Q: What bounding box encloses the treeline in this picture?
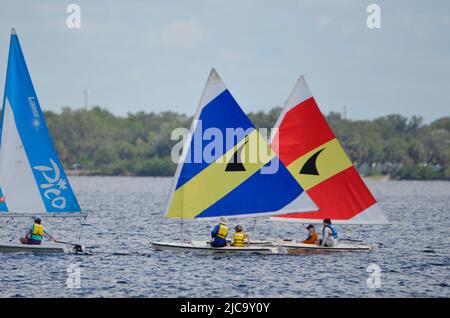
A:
[326,112,450,180]
[7,106,450,180]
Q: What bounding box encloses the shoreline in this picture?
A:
[66,170,450,181]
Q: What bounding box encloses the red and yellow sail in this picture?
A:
[271,76,389,224]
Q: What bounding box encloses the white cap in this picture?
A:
[219,217,229,224]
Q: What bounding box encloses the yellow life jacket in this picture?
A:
[232,232,245,247]
[216,224,228,239]
[31,223,44,240]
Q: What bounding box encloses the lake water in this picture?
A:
[0,177,449,298]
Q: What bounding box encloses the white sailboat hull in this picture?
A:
[268,240,372,253]
[0,242,80,254]
[151,240,283,255]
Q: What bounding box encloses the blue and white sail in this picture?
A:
[0,28,81,216]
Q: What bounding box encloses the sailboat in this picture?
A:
[151,69,318,254]
[0,28,85,254]
[268,76,390,252]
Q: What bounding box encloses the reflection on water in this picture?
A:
[0,177,449,297]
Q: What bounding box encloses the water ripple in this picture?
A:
[0,177,449,297]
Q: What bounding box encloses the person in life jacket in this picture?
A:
[231,225,250,247]
[302,224,318,244]
[211,217,229,247]
[319,218,338,247]
[19,215,56,245]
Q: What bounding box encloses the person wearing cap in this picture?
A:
[19,215,56,245]
[302,224,318,244]
[210,217,229,248]
[231,225,250,247]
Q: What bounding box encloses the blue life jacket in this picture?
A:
[323,224,337,239]
[211,224,228,245]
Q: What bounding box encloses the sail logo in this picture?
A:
[225,141,248,172]
[28,97,41,129]
[300,148,325,175]
[33,159,68,209]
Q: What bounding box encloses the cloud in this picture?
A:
[161,19,206,48]
[316,16,333,29]
[218,49,251,62]
[200,0,257,9]
[301,0,359,8]
[441,16,450,27]
[340,24,355,37]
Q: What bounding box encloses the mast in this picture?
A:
[252,218,257,240]
[180,218,184,242]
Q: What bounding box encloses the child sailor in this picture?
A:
[302,224,318,244]
[231,225,250,247]
[20,215,56,245]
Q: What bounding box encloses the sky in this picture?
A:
[0,0,449,122]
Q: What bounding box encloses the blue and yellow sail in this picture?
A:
[164,69,317,219]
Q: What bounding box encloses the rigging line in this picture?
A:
[180,217,183,242]
[252,218,257,240]
[180,218,192,242]
[182,224,192,241]
[77,214,87,243]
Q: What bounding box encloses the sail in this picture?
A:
[270,76,389,224]
[164,69,317,219]
[0,28,81,216]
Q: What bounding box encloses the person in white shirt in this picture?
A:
[320,218,338,247]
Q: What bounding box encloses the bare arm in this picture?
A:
[44,230,56,241]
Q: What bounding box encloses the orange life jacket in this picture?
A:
[303,231,318,244]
